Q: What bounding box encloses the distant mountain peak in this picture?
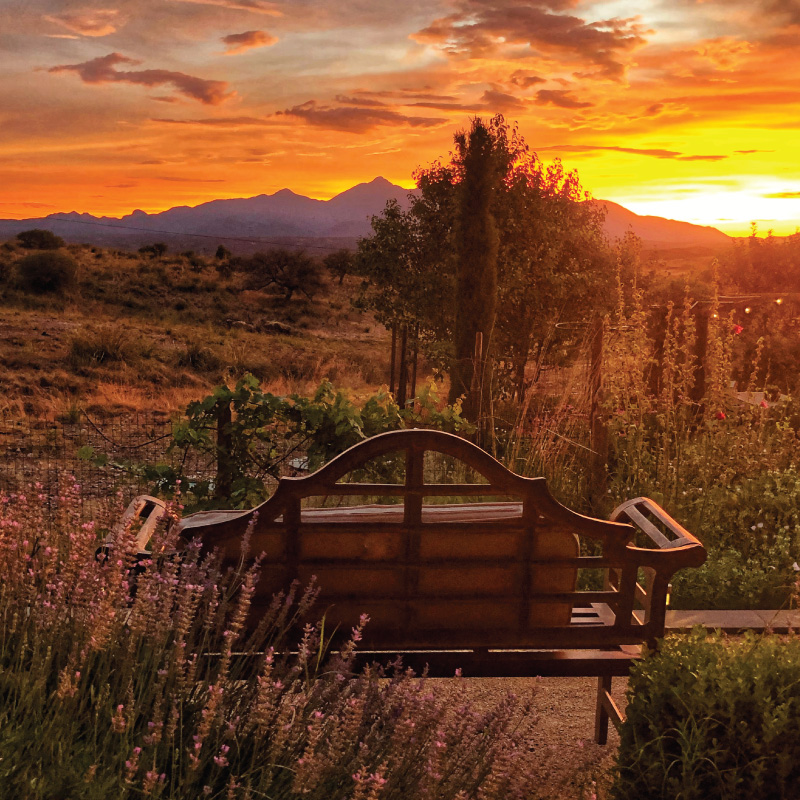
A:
[2,180,732,255]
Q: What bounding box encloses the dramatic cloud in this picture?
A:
[535,89,592,109]
[537,144,728,161]
[763,191,800,198]
[510,72,546,88]
[480,88,526,112]
[174,0,282,14]
[221,30,278,54]
[413,1,649,79]
[152,116,272,125]
[278,100,444,132]
[44,9,125,37]
[334,95,387,107]
[49,53,234,105]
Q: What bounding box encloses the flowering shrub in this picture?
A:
[0,482,538,799]
[612,631,800,800]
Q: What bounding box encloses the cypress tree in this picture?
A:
[448,118,500,423]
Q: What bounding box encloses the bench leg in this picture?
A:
[594,675,612,745]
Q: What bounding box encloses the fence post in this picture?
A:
[397,324,409,408]
[215,400,234,501]
[692,308,709,415]
[389,323,397,396]
[588,316,608,505]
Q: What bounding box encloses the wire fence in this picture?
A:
[0,411,194,502]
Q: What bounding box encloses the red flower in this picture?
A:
[733,324,744,335]
[760,399,769,408]
[715,411,726,420]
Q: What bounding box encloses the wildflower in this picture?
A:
[111,704,127,733]
[715,410,726,420]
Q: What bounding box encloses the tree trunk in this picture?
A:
[397,324,409,408]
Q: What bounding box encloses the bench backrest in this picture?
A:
[177,429,700,650]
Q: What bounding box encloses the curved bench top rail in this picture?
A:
[242,429,635,543]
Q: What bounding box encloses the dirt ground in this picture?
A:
[432,675,628,799]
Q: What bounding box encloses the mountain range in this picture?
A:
[0,176,732,255]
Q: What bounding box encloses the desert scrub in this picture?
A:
[612,630,800,800]
[68,325,153,368]
[0,483,536,800]
[16,250,78,293]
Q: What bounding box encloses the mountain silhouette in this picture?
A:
[0,177,731,253]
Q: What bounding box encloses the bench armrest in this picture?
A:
[610,497,706,570]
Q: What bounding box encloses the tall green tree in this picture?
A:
[449,118,500,418]
[355,114,615,409]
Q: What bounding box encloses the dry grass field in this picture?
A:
[0,240,391,417]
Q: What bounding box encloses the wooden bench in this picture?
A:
[121,429,706,743]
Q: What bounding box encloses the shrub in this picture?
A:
[176,340,223,373]
[68,326,147,367]
[16,250,78,293]
[16,228,65,249]
[0,484,539,800]
[612,631,800,800]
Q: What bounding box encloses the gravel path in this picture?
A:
[431,676,629,799]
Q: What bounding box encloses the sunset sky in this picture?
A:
[2,0,799,235]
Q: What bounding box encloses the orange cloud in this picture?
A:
[537,144,728,161]
[44,9,124,37]
[535,89,592,109]
[175,0,282,14]
[278,100,445,133]
[49,53,234,105]
[413,1,649,80]
[221,30,278,54]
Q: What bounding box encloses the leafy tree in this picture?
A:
[16,251,78,293]
[355,114,615,406]
[323,248,353,285]
[246,249,325,301]
[215,244,231,260]
[16,229,64,250]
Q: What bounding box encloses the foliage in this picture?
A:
[0,484,538,800]
[155,375,473,509]
[449,117,499,419]
[139,243,168,259]
[354,114,614,398]
[245,249,325,301]
[16,250,78,293]
[322,249,353,285]
[613,631,800,800]
[723,226,800,292]
[16,228,65,250]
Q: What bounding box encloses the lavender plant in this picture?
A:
[0,481,539,800]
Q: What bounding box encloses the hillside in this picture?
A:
[0,178,733,255]
[0,242,388,417]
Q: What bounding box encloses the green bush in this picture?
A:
[16,251,78,293]
[613,631,800,800]
[16,228,65,250]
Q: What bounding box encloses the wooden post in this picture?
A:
[397,324,409,408]
[589,317,607,504]
[410,324,419,403]
[692,308,709,414]
[215,400,233,502]
[466,331,483,425]
[389,323,397,396]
